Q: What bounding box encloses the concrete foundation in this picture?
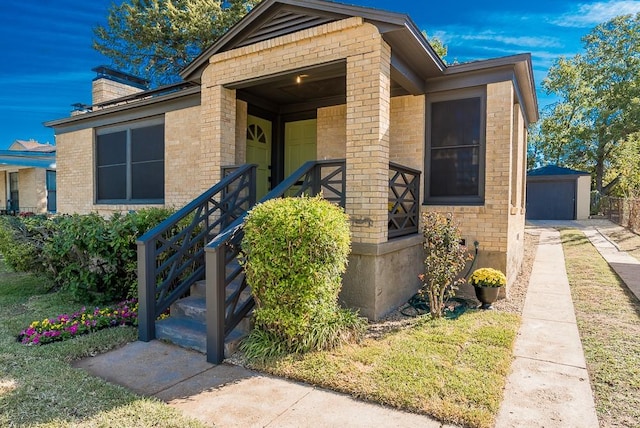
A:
[340,234,423,320]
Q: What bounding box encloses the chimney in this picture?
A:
[91,66,150,105]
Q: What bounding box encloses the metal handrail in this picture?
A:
[137,164,257,342]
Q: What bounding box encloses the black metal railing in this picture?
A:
[204,159,346,363]
[137,164,256,342]
[388,162,421,238]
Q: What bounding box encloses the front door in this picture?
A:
[246,115,272,199]
[284,119,317,178]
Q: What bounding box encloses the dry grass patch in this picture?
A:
[561,229,640,427]
[597,224,640,261]
[249,310,520,428]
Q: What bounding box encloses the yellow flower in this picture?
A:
[470,268,506,287]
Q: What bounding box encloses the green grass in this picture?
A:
[0,260,204,428]
[249,310,520,428]
[561,229,640,427]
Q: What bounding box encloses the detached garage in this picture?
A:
[526,165,591,220]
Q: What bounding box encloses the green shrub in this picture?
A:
[0,208,173,304]
[0,215,52,274]
[240,196,365,361]
[419,212,471,319]
[43,208,174,304]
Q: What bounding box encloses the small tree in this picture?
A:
[419,212,470,318]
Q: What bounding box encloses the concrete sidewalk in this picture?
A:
[495,228,598,427]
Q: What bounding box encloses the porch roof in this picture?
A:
[180,0,447,91]
[0,150,56,169]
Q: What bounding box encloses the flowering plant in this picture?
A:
[17,299,138,346]
[469,268,506,288]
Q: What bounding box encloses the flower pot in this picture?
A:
[474,285,500,310]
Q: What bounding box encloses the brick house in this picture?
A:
[46,0,537,324]
[0,140,57,214]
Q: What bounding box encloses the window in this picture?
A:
[425,89,485,204]
[46,170,56,213]
[96,119,164,203]
[8,172,19,211]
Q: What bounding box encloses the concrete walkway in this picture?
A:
[495,228,598,427]
[74,340,450,427]
[74,222,640,427]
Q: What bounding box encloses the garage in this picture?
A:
[526,165,591,220]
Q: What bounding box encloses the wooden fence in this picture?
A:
[603,197,640,234]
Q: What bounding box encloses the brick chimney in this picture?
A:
[91,66,150,105]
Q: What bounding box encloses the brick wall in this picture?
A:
[56,128,94,214]
[92,78,144,105]
[17,168,47,213]
[317,105,346,159]
[389,95,425,172]
[0,172,5,208]
[165,105,203,207]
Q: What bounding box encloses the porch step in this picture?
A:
[155,316,252,357]
[158,279,253,358]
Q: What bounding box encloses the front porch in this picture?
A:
[137,157,421,363]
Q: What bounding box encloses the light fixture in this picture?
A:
[296,74,308,84]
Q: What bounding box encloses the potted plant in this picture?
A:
[469,268,506,310]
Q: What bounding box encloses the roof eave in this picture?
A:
[445,53,539,124]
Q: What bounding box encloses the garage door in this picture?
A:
[526,180,576,220]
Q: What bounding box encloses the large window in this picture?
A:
[96,119,164,203]
[426,89,485,204]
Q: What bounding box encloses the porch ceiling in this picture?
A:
[230,60,409,112]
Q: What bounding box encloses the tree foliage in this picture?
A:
[538,13,640,192]
[93,0,258,85]
[422,31,448,63]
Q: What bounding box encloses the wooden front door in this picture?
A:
[246,115,272,199]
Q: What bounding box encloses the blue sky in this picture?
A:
[1,0,639,149]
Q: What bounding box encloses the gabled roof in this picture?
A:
[180,0,446,82]
[8,140,56,153]
[528,165,590,177]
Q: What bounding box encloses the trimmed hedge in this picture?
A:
[241,196,365,361]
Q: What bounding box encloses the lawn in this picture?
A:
[0,259,204,428]
[561,229,640,427]
[248,310,520,428]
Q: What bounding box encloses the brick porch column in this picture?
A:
[200,84,237,192]
[345,38,391,245]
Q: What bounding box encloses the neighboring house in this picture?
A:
[526,165,591,221]
[46,0,538,320]
[0,140,56,214]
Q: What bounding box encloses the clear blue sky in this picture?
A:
[1,0,639,149]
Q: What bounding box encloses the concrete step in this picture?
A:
[156,317,206,353]
[171,296,206,324]
[156,314,252,358]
